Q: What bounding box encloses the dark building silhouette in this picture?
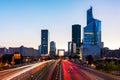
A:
[50,41,56,56]
[68,41,72,53]
[41,29,49,55]
[9,46,39,57]
[0,47,8,62]
[72,24,81,54]
[38,45,42,56]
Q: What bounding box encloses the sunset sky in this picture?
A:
[0,0,120,50]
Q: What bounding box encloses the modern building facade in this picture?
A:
[50,41,56,56]
[68,41,72,53]
[9,46,39,57]
[41,29,49,55]
[38,45,42,56]
[72,24,81,54]
[72,43,76,54]
[84,7,101,46]
[8,46,39,63]
[82,7,102,60]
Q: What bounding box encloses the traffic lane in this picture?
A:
[0,60,54,80]
[7,60,54,80]
[69,62,103,80]
[67,61,91,80]
[0,62,41,77]
[0,65,31,79]
[0,63,39,80]
[62,60,71,80]
[46,59,61,80]
[62,60,90,80]
[75,63,120,80]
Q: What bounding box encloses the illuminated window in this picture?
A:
[84,32,94,35]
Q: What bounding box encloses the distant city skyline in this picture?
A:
[0,0,120,50]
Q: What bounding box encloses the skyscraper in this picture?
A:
[50,41,56,56]
[68,41,72,53]
[38,45,42,55]
[72,24,81,54]
[82,7,102,60]
[84,7,101,46]
[41,29,49,55]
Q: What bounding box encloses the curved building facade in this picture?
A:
[82,7,102,61]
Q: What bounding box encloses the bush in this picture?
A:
[95,61,120,72]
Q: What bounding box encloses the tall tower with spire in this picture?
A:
[87,6,94,25]
[82,7,102,60]
[84,7,101,46]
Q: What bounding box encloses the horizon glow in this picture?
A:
[0,0,120,50]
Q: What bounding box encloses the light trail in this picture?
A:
[62,60,91,80]
[0,60,54,80]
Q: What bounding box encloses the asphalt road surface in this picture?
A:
[62,60,120,80]
[0,60,53,80]
[62,60,91,80]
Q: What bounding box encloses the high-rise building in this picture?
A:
[82,7,102,60]
[72,24,81,54]
[68,41,72,53]
[41,29,49,55]
[50,41,56,56]
[38,45,42,56]
[72,43,76,54]
[83,7,101,46]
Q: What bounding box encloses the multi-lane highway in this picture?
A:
[62,60,91,80]
[62,60,120,80]
[0,59,120,80]
[0,60,54,80]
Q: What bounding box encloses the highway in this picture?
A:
[0,60,54,80]
[0,65,31,80]
[62,60,91,80]
[76,63,120,80]
[0,59,120,80]
[62,60,120,80]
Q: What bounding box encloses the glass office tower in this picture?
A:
[82,7,102,60]
[50,41,56,56]
[83,7,101,46]
[41,30,49,55]
[72,24,81,54]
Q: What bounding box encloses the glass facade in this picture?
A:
[41,30,49,54]
[50,41,56,56]
[72,24,81,54]
[82,7,102,61]
[83,7,101,47]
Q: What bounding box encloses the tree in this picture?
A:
[2,54,13,64]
